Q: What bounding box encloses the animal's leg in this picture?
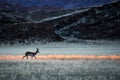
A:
[26,56,28,59]
[22,56,26,60]
[34,56,37,60]
[31,56,33,60]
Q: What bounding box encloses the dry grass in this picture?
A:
[0,60,120,80]
[0,55,120,60]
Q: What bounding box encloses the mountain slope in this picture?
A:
[53,1,120,39]
[0,1,120,44]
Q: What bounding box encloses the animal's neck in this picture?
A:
[34,50,38,55]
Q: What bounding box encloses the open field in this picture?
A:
[0,60,120,80]
[0,41,120,55]
[0,41,120,80]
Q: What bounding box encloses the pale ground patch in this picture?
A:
[0,55,120,60]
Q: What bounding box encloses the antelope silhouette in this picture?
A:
[22,48,39,60]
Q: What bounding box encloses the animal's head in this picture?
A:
[36,48,39,53]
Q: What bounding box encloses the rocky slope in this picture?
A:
[0,1,120,44]
[54,1,120,40]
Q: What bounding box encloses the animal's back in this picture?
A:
[25,52,34,56]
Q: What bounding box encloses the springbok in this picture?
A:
[22,48,39,60]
